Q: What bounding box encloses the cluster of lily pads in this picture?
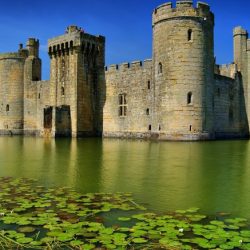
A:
[0,177,250,249]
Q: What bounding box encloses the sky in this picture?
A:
[0,0,249,80]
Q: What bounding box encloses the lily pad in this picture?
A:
[17,226,36,233]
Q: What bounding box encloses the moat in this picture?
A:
[1,137,250,218]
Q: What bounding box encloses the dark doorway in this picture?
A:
[55,105,71,137]
[44,107,53,129]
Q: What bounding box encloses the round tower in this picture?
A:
[152,0,214,140]
[0,53,26,133]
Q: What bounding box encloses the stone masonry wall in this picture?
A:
[23,79,50,136]
[103,60,153,138]
[214,74,246,138]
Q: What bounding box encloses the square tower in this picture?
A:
[48,26,105,137]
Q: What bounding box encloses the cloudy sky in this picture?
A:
[0,0,249,79]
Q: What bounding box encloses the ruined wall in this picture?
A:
[103,60,153,138]
[0,53,26,134]
[152,1,215,141]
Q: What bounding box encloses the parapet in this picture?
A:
[233,26,248,37]
[26,38,39,46]
[0,52,27,61]
[215,63,237,79]
[66,25,83,34]
[48,26,105,57]
[176,0,193,8]
[153,0,214,26]
[105,59,152,73]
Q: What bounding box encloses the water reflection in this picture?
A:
[0,137,250,217]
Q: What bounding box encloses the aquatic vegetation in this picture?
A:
[0,177,250,249]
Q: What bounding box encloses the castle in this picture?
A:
[0,0,249,141]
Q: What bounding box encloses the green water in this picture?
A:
[0,137,250,218]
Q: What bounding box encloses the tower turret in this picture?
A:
[26,38,39,57]
[152,1,215,140]
[24,38,41,82]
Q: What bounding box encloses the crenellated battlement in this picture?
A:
[153,1,213,26]
[215,63,237,79]
[48,25,105,57]
[233,26,248,37]
[27,38,39,46]
[105,59,152,73]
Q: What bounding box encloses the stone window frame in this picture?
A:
[6,104,9,112]
[118,93,127,117]
[146,108,150,115]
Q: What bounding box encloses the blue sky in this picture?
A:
[0,0,249,80]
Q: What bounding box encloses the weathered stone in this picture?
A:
[0,2,249,141]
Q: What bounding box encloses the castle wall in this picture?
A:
[0,53,26,135]
[0,3,250,141]
[23,80,50,136]
[103,60,153,138]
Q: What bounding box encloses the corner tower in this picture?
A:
[152,1,214,140]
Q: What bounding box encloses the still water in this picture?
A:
[0,137,250,218]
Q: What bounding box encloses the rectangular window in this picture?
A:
[118,94,127,117]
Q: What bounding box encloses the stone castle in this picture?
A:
[0,0,250,140]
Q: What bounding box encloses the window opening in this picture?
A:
[229,108,234,124]
[118,94,127,117]
[158,63,163,74]
[148,80,151,90]
[61,86,65,96]
[187,92,193,105]
[217,88,220,96]
[146,108,150,115]
[188,29,193,41]
[6,104,9,112]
